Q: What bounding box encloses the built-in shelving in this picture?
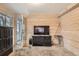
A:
[0,26,13,56]
[0,13,13,56]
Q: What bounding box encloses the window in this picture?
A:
[16,19,22,41]
[16,16,25,47]
[0,14,5,26]
[0,13,12,27]
[6,16,12,27]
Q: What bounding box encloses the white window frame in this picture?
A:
[16,16,24,47]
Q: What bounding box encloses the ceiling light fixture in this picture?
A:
[29,3,42,6]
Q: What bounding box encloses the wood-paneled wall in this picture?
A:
[26,13,59,46]
[59,7,79,55]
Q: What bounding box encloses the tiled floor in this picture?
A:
[14,46,75,56]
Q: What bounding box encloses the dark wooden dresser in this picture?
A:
[32,35,52,46]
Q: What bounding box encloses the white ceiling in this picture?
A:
[3,3,73,15]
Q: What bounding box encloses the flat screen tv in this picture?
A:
[34,26,49,35]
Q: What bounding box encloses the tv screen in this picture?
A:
[34,26,49,35]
